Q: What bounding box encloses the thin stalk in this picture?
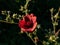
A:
[0,20,18,24]
[25,32,37,45]
[51,12,55,34]
[24,0,30,14]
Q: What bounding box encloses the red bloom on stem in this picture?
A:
[18,13,37,32]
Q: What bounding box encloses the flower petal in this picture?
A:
[19,20,25,28]
[21,22,37,32]
[31,16,37,23]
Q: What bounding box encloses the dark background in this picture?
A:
[0,0,60,45]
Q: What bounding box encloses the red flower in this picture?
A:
[18,13,37,32]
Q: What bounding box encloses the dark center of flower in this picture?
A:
[23,16,34,29]
[24,16,30,22]
[24,21,33,29]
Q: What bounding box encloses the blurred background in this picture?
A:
[0,0,60,45]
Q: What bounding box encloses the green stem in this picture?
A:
[24,0,30,14]
[0,20,18,24]
[51,11,56,34]
[53,25,56,34]
[25,32,37,45]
